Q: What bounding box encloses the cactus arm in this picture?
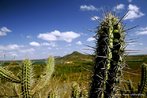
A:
[30,57,54,95]
[0,67,21,83]
[21,59,31,98]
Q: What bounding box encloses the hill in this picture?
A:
[56,51,93,65]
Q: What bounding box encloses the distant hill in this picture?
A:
[55,51,93,65]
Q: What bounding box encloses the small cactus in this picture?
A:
[21,59,32,98]
[71,82,81,98]
[0,67,20,83]
[0,57,55,98]
[30,57,55,95]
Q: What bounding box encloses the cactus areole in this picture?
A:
[89,13,125,98]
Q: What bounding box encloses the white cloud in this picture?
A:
[87,37,95,41]
[38,30,80,43]
[80,5,98,11]
[114,4,125,11]
[19,48,35,53]
[0,27,11,36]
[136,27,147,35]
[0,44,23,50]
[91,16,100,21]
[41,42,56,47]
[8,52,18,57]
[125,4,144,20]
[41,42,50,46]
[30,41,40,47]
[76,41,82,45]
[128,42,143,46]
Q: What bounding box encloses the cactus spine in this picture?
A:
[21,59,31,98]
[89,13,125,98]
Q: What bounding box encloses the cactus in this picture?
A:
[21,59,32,98]
[119,63,147,98]
[0,67,20,83]
[30,57,55,95]
[138,63,147,97]
[89,13,125,98]
[71,82,81,98]
[0,56,55,98]
[105,13,125,97]
[48,90,58,98]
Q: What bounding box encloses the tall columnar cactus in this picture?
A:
[106,13,125,97]
[21,59,32,98]
[89,13,125,98]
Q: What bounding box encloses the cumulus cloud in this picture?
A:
[8,52,18,57]
[114,4,125,11]
[80,5,98,11]
[136,27,147,35]
[38,30,80,42]
[41,42,56,47]
[76,41,82,45]
[0,44,23,51]
[125,4,144,20]
[91,16,100,21]
[87,37,95,41]
[0,27,11,36]
[19,48,35,53]
[30,41,40,47]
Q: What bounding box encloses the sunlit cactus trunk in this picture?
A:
[21,59,32,98]
[105,13,125,97]
[89,13,125,98]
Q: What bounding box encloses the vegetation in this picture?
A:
[0,51,147,97]
[0,57,54,98]
[0,12,147,98]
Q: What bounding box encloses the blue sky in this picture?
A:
[0,0,147,60]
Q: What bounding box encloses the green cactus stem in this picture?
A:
[105,13,125,97]
[21,59,32,98]
[89,13,125,98]
[0,67,21,83]
[71,82,81,98]
[30,57,54,95]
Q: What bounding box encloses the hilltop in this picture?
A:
[56,51,93,65]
